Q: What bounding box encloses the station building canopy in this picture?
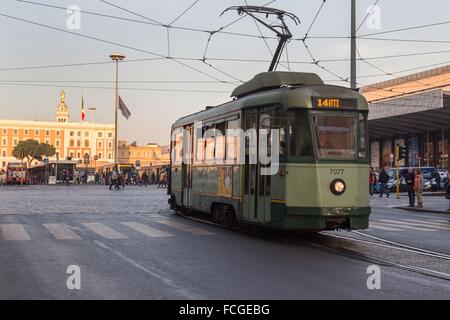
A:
[361,65,450,139]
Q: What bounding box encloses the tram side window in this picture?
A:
[204,125,215,162]
[359,113,368,158]
[287,110,313,157]
[226,118,240,162]
[215,122,226,162]
[172,129,183,165]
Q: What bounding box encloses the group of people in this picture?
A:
[105,166,170,191]
[370,167,450,209]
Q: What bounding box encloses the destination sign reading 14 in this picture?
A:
[312,97,355,109]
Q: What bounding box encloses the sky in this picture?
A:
[1,0,450,145]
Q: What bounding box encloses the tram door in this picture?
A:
[257,109,272,223]
[242,108,272,222]
[181,125,193,207]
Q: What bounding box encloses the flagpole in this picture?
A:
[109,53,125,164]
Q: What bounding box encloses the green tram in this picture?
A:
[169,71,370,231]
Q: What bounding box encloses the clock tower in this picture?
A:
[56,90,69,122]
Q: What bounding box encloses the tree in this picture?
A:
[12,139,56,168]
[130,141,137,147]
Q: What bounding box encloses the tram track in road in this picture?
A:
[176,210,450,281]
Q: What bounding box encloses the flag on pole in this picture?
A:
[118,96,131,119]
[81,95,86,122]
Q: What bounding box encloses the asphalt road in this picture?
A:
[0,185,449,299]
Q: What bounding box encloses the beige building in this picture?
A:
[118,140,170,167]
[0,91,115,169]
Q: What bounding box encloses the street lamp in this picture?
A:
[109,53,125,164]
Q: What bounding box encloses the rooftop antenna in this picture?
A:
[221,6,300,72]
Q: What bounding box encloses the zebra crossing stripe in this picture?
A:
[82,223,128,239]
[43,224,82,240]
[0,224,31,240]
[368,222,403,231]
[156,220,215,235]
[376,219,438,231]
[121,222,173,238]
[402,219,450,228]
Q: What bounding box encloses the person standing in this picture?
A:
[378,167,390,198]
[405,168,416,207]
[432,170,441,192]
[414,169,424,208]
[369,167,377,196]
[141,171,148,187]
[110,167,118,190]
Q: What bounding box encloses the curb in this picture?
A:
[394,206,450,215]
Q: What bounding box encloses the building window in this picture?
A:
[45,139,50,145]
[13,139,18,146]
[45,130,50,136]
[2,128,6,135]
[98,141,102,148]
[35,130,39,135]
[98,153,102,159]
[2,139,6,146]
[70,131,74,136]
[70,152,74,158]
[77,140,81,147]
[108,153,112,159]
[84,140,89,148]
[2,161,5,167]
[85,132,89,137]
[56,152,59,158]
[56,140,60,147]
[77,132,81,137]
[56,131,60,136]
[69,139,74,147]
[98,132,103,138]
[77,152,81,158]
[13,129,18,135]
[2,151,6,157]
[108,132,112,138]
[108,142,112,149]
[24,129,29,135]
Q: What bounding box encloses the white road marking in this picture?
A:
[368,223,403,231]
[121,222,173,238]
[401,219,450,228]
[82,223,128,239]
[0,224,31,240]
[376,219,438,232]
[156,220,215,235]
[43,223,82,240]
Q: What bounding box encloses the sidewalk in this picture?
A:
[371,192,450,214]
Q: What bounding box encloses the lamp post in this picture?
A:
[109,53,125,164]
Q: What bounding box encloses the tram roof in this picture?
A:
[172,82,368,128]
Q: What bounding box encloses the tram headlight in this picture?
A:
[330,179,346,195]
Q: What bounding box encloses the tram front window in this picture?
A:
[312,114,357,160]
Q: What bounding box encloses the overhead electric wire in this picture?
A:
[0,12,239,84]
[0,82,230,93]
[358,19,450,37]
[168,0,200,26]
[98,0,165,26]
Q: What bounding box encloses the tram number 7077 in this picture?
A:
[329,168,345,175]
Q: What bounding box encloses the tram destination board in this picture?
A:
[312,97,356,109]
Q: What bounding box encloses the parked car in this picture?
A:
[388,166,438,192]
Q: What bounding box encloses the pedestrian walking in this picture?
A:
[141,171,148,187]
[109,167,119,190]
[414,169,424,208]
[432,170,441,192]
[378,167,390,198]
[405,168,416,207]
[369,167,377,196]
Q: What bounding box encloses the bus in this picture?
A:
[169,71,370,231]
